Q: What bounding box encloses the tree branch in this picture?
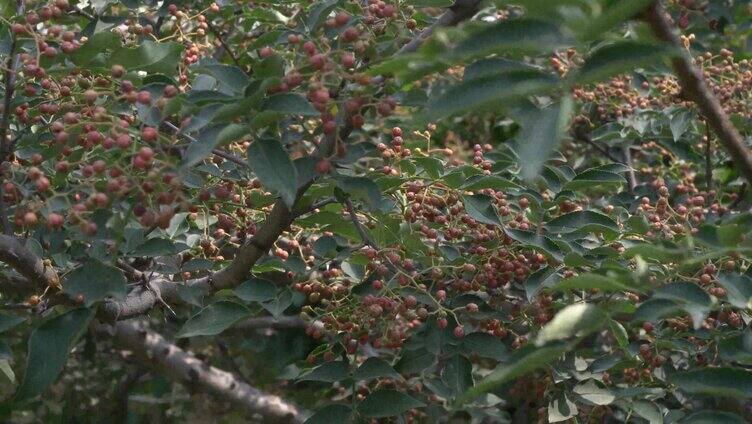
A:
[0,234,59,290]
[100,320,301,423]
[642,3,752,185]
[101,0,482,321]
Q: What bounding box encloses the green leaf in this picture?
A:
[306,0,339,34]
[408,0,453,7]
[623,244,686,262]
[719,330,752,365]
[304,404,353,424]
[548,393,577,422]
[109,41,184,75]
[442,354,473,396]
[421,70,558,121]
[577,0,654,41]
[716,273,752,310]
[71,31,121,67]
[680,411,746,424]
[573,379,615,405]
[652,282,712,329]
[0,313,25,333]
[298,361,349,383]
[506,229,566,261]
[462,194,501,226]
[570,41,675,86]
[670,367,752,398]
[545,210,619,238]
[552,273,638,293]
[461,175,521,191]
[562,169,625,191]
[358,390,426,417]
[63,259,127,307]
[247,138,298,208]
[460,332,508,360]
[451,19,571,61]
[536,303,606,345]
[262,93,318,116]
[513,97,574,181]
[633,298,684,324]
[131,237,178,257]
[16,308,94,400]
[234,278,277,302]
[609,319,629,350]
[355,358,401,381]
[458,341,570,405]
[176,301,250,338]
[336,177,381,211]
[183,124,248,168]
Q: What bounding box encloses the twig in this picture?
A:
[643,3,752,185]
[573,127,623,163]
[162,120,249,168]
[344,198,377,248]
[206,21,246,74]
[705,120,712,192]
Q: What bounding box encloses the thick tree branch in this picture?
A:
[102,0,482,321]
[101,320,301,423]
[232,315,307,332]
[643,3,752,185]
[0,234,59,290]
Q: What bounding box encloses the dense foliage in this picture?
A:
[0,0,751,422]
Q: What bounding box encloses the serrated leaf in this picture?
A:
[263,93,318,116]
[298,361,349,383]
[536,303,606,345]
[652,282,711,329]
[552,273,638,293]
[183,124,248,168]
[577,0,654,41]
[442,354,473,396]
[109,41,184,75]
[458,341,570,404]
[355,358,400,381]
[63,259,127,307]
[545,210,619,238]
[680,411,746,424]
[716,273,752,310]
[16,308,94,400]
[513,97,573,181]
[304,404,353,424]
[562,169,625,190]
[548,393,577,422]
[571,41,675,86]
[176,301,250,338]
[0,313,25,334]
[421,70,558,121]
[247,138,298,208]
[460,332,508,360]
[234,278,277,302]
[358,390,425,417]
[506,229,566,261]
[462,194,501,226]
[670,367,752,398]
[451,19,571,61]
[336,177,381,211]
[573,379,615,405]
